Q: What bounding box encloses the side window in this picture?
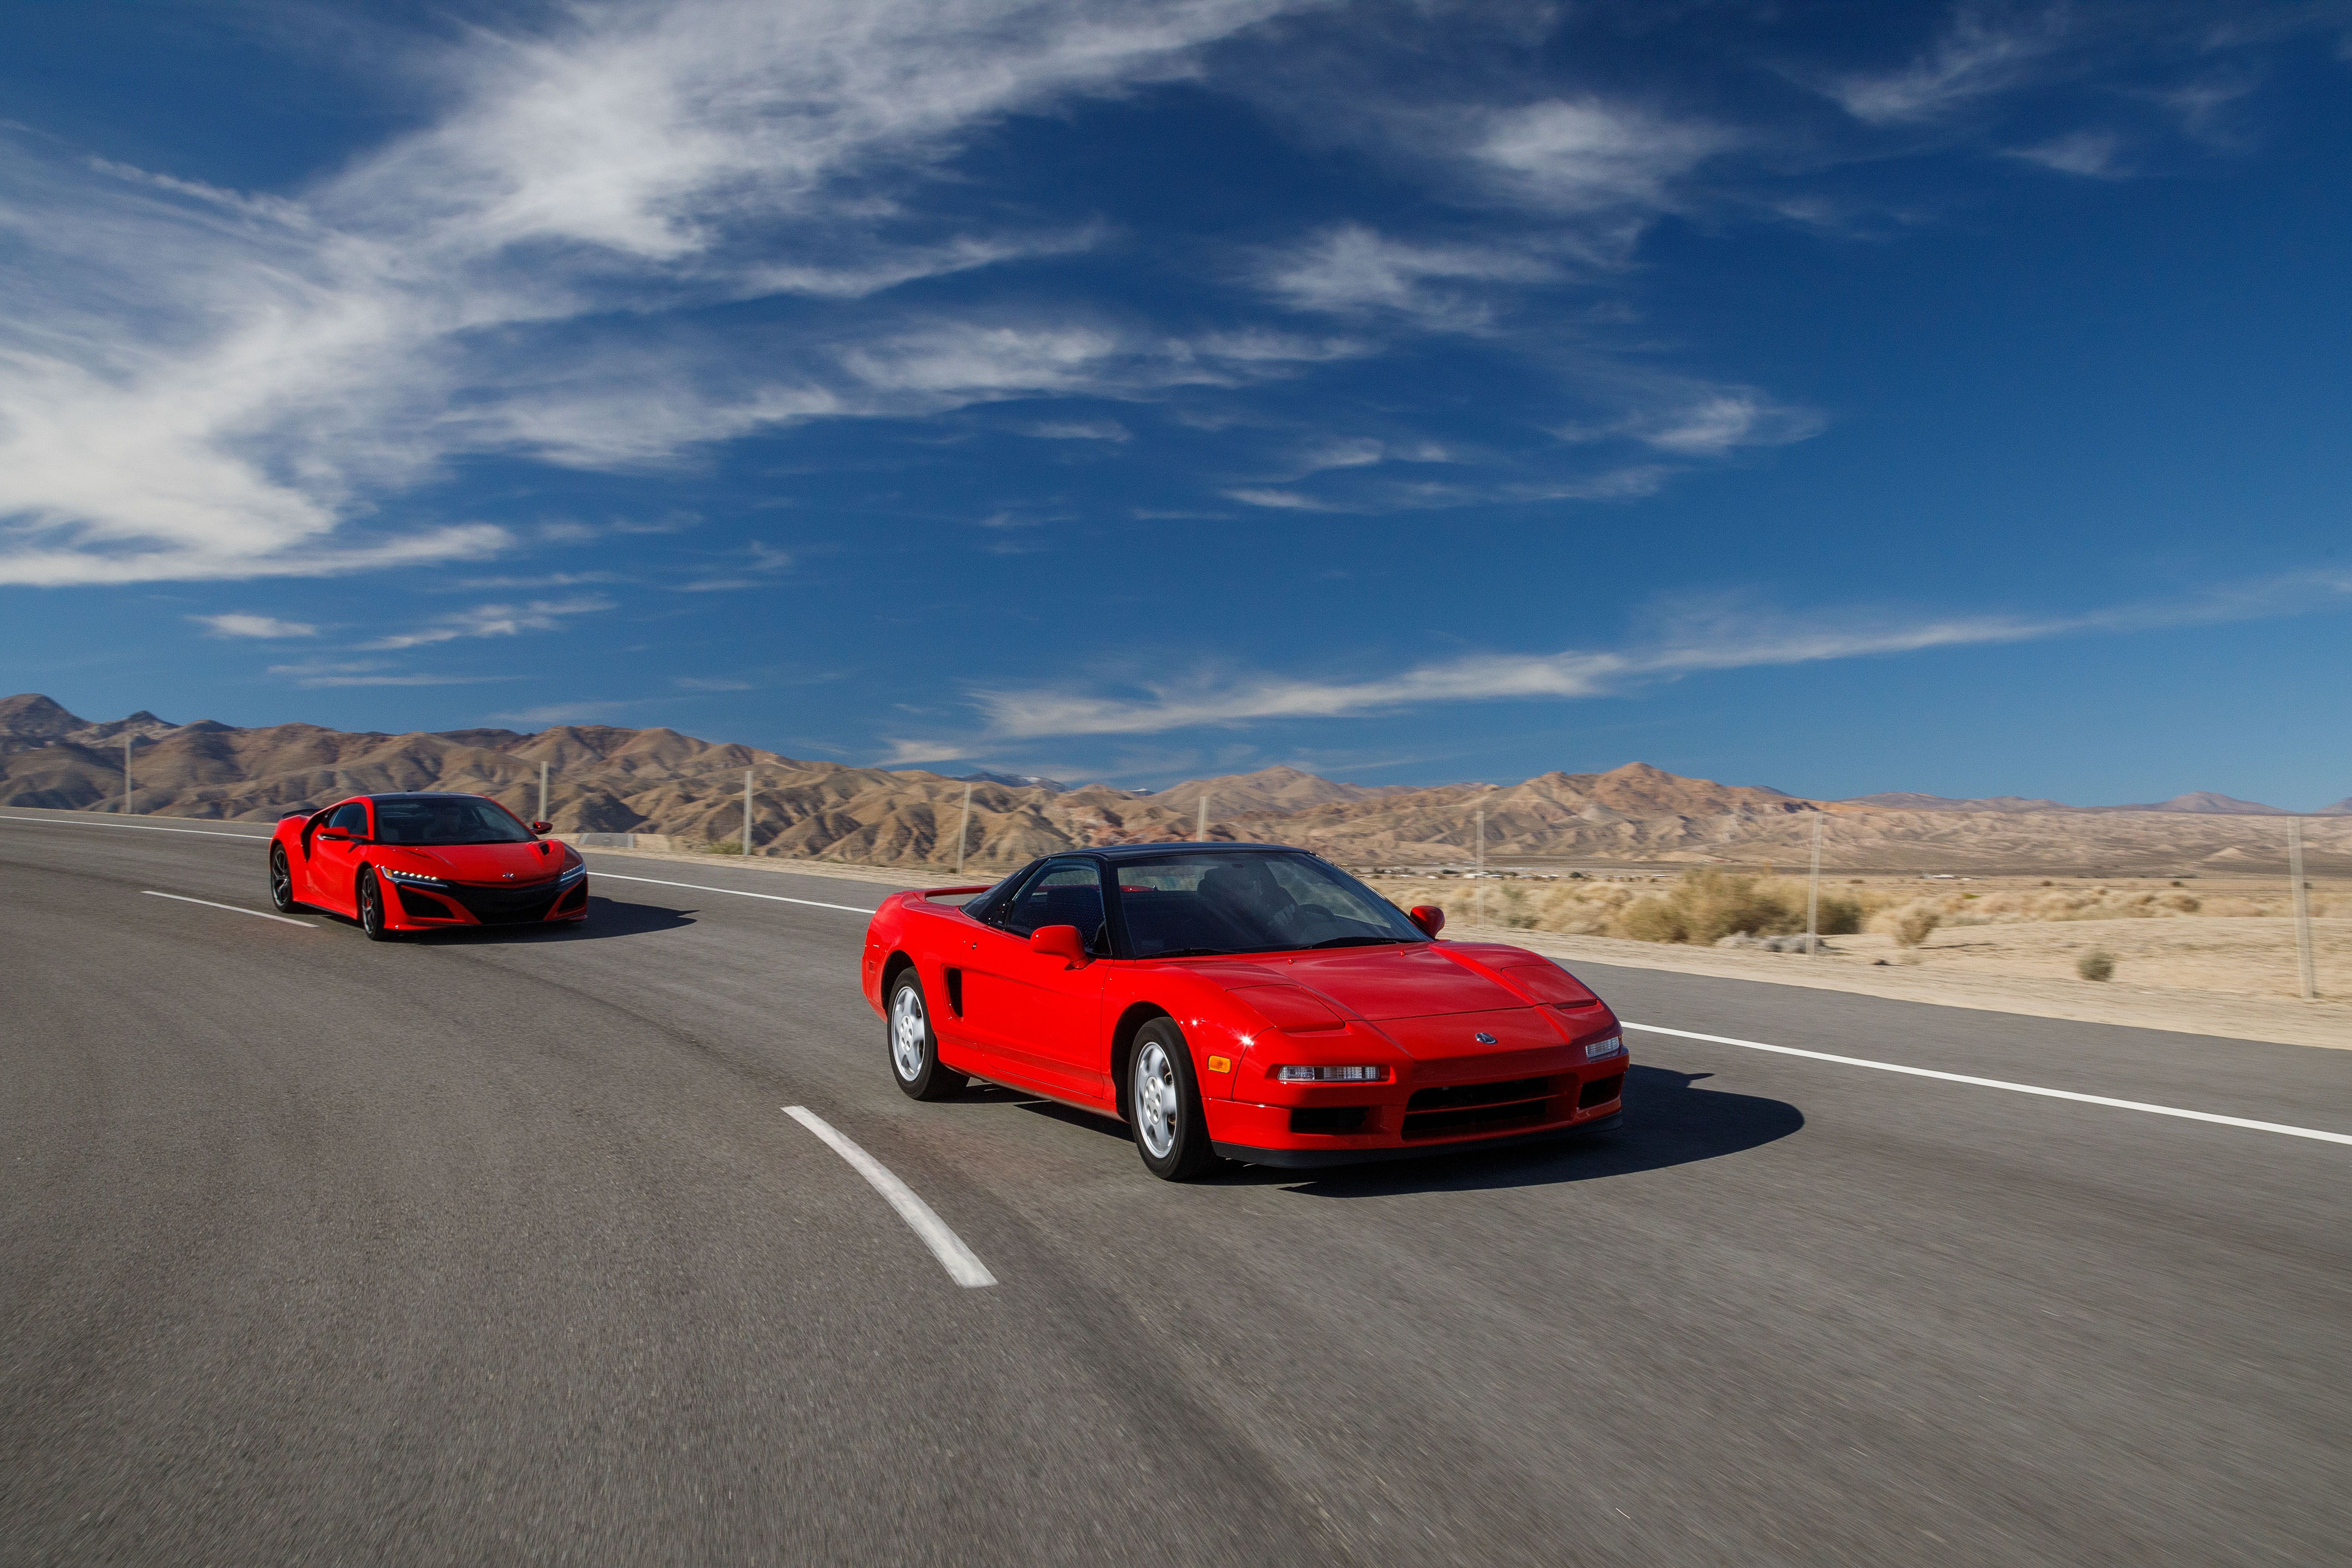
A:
[327,802,369,836]
[999,858,1108,951]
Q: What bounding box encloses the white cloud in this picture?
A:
[2007,130,2129,177]
[360,595,615,650]
[193,612,317,638]
[1824,8,2069,124]
[891,569,2352,742]
[490,701,642,725]
[0,0,1308,585]
[1473,100,1730,213]
[1024,419,1132,441]
[1260,224,1558,328]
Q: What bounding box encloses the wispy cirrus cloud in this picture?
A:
[880,568,2352,752]
[193,612,317,638]
[0,0,1311,586]
[358,595,616,650]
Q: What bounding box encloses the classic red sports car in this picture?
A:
[861,843,1626,1178]
[268,792,588,940]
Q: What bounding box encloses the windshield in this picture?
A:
[371,797,535,846]
[1114,851,1427,959]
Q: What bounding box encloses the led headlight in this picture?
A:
[1274,1064,1389,1083]
[379,866,451,888]
[557,863,587,884]
[1583,1035,1624,1061]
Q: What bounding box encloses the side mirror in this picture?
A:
[1409,905,1446,938]
[1028,924,1088,965]
[530,820,553,834]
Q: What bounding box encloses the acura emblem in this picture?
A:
[503,873,515,879]
[1474,1031,1497,1045]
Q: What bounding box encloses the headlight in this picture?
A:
[1274,1065,1389,1083]
[557,863,586,884]
[1584,1035,1624,1060]
[379,866,450,888]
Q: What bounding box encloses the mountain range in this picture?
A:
[3,695,2345,873]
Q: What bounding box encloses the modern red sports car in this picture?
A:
[268,792,588,940]
[861,843,1626,1179]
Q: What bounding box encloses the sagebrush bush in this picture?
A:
[1892,908,1941,948]
[2077,949,2116,982]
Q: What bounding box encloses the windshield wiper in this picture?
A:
[1308,936,1404,949]
[1143,947,1232,958]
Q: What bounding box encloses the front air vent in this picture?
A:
[1577,1073,1624,1109]
[1402,1074,1559,1141]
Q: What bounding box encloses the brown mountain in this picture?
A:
[3,695,2344,873]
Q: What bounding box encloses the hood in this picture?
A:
[1199,943,1548,1023]
[381,839,565,884]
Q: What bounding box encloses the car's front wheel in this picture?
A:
[888,973,966,1101]
[268,845,296,913]
[1129,1018,1217,1181]
[356,868,396,941]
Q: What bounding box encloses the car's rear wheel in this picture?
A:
[357,868,396,941]
[1130,1018,1217,1181]
[268,845,296,913]
[888,973,965,1101]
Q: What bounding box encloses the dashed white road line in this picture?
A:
[782,1106,997,1287]
[591,870,876,914]
[2,814,269,841]
[1624,1021,2352,1147]
[142,890,314,929]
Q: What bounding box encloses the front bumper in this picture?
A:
[1215,1112,1622,1169]
[388,875,588,927]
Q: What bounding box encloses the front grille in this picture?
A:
[1406,1075,1554,1112]
[1289,1106,1368,1135]
[441,879,561,924]
[553,883,587,914]
[1578,1073,1625,1109]
[1402,1074,1560,1141]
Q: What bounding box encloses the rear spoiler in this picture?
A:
[920,885,992,901]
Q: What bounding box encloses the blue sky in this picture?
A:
[2,0,2347,805]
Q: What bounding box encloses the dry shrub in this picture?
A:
[2077,949,2116,981]
[1618,897,1690,944]
[1892,908,1941,948]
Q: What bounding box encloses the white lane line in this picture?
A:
[1623,1021,2352,1147]
[782,1106,997,1287]
[142,890,314,929]
[2,814,269,841]
[591,870,876,915]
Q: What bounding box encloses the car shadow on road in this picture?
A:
[1267,1067,1802,1197]
[970,1065,1801,1195]
[325,896,697,943]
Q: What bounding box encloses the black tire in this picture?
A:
[887,972,965,1101]
[356,868,396,942]
[268,845,297,913]
[1128,1018,1218,1181]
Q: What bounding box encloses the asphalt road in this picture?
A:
[3,811,2347,1566]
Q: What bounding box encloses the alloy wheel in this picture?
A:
[1134,1040,1178,1159]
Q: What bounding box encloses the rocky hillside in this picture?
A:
[3,695,2345,873]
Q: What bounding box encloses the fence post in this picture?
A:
[2289,818,2316,1002]
[1474,805,1486,931]
[539,760,549,825]
[1806,811,1824,955]
[743,767,754,857]
[955,781,972,875]
[122,732,133,815]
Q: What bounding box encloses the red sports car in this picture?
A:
[861,843,1626,1179]
[268,792,588,940]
